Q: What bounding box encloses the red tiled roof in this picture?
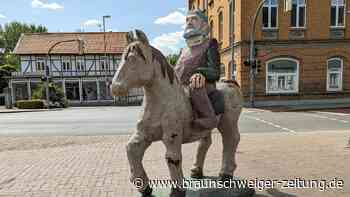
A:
[13,32,128,55]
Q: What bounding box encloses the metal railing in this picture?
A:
[11,70,117,77]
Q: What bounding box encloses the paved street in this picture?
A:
[0,107,349,136]
[0,107,349,197]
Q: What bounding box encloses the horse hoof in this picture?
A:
[190,167,203,179]
[141,185,153,197]
[219,173,233,182]
[170,188,186,197]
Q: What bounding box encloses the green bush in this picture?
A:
[32,82,68,108]
[16,100,45,109]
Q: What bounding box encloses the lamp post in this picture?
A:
[230,0,235,81]
[103,15,111,72]
[249,0,268,107]
[46,39,85,107]
[248,0,292,107]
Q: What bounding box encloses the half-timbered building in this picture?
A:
[10,32,143,105]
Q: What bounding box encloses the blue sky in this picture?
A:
[0,0,188,55]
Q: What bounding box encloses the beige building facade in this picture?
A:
[189,0,350,105]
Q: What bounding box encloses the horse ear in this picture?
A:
[135,29,149,45]
[126,31,134,43]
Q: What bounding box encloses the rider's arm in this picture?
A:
[194,39,221,83]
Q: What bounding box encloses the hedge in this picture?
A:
[16,100,45,109]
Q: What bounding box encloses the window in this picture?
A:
[218,11,224,42]
[331,0,345,27]
[220,64,225,78]
[35,59,45,71]
[266,58,299,94]
[62,59,71,71]
[291,0,306,28]
[263,0,278,29]
[76,60,85,71]
[230,61,237,80]
[327,58,343,91]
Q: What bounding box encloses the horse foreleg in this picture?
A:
[163,132,186,197]
[190,135,212,179]
[126,133,152,194]
[218,108,241,179]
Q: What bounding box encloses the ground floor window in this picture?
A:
[220,64,225,78]
[327,58,343,91]
[13,82,29,101]
[99,80,112,100]
[230,61,237,80]
[82,81,97,101]
[266,58,299,94]
[65,81,80,101]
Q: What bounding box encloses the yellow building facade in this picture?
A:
[189,0,350,105]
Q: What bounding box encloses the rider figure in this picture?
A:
[175,9,223,130]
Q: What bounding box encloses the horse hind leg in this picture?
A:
[217,106,241,179]
[190,135,212,179]
[126,133,152,196]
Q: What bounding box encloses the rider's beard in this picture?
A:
[184,27,209,47]
[183,27,202,40]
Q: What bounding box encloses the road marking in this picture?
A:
[313,111,350,117]
[245,115,297,133]
[306,113,349,124]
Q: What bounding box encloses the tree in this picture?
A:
[0,64,17,93]
[0,22,47,93]
[0,53,21,93]
[167,54,180,66]
[0,21,47,52]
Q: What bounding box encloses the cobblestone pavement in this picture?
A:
[0,131,349,197]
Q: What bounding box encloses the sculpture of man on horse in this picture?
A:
[111,9,251,197]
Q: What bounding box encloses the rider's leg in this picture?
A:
[190,84,218,130]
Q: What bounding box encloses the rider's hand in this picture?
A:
[190,73,206,89]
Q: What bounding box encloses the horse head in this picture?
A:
[111,29,154,96]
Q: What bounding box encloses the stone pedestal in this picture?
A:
[152,177,256,197]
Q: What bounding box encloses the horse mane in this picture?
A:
[151,47,177,85]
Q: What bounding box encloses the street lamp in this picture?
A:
[248,0,292,107]
[103,15,111,72]
[45,39,85,107]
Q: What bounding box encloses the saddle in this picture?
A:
[208,89,225,115]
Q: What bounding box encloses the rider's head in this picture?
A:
[183,9,209,47]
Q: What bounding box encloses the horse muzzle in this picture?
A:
[111,82,129,96]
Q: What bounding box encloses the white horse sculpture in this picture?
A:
[111,30,243,197]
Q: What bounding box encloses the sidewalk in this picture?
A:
[0,106,63,114]
[0,131,348,197]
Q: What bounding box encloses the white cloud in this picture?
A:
[31,0,64,10]
[151,31,185,56]
[83,19,101,27]
[0,14,6,19]
[154,11,186,26]
[178,7,187,12]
